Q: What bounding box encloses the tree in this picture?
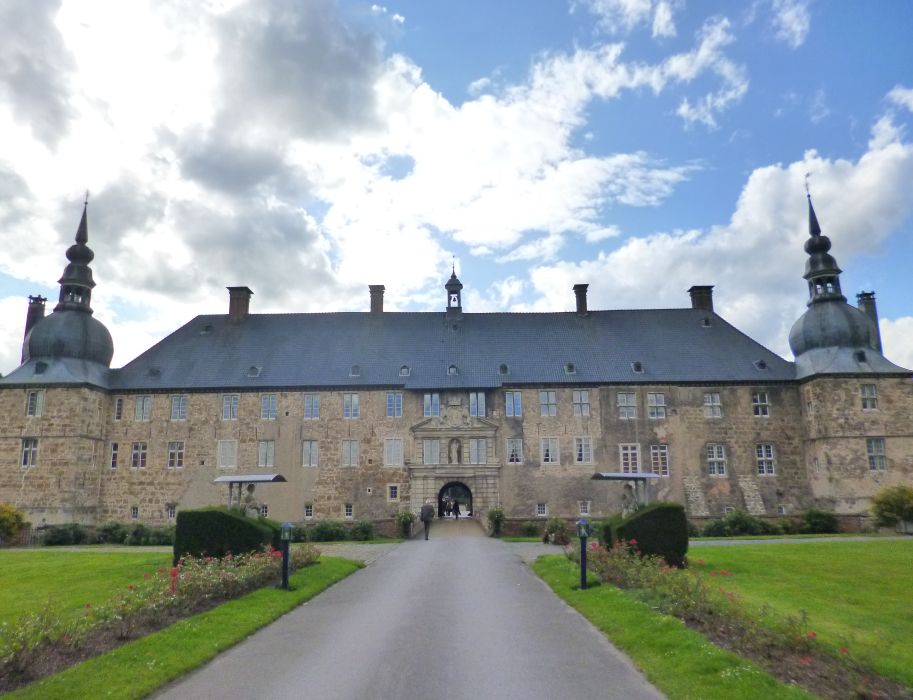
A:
[0,503,27,544]
[872,485,913,527]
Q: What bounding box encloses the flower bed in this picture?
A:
[0,545,319,692]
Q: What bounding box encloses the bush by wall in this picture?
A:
[871,485,913,527]
[42,523,90,546]
[394,511,415,538]
[611,502,689,567]
[543,517,571,545]
[598,513,625,547]
[701,510,780,537]
[350,520,375,541]
[0,504,27,545]
[487,506,506,536]
[800,508,839,534]
[308,520,348,542]
[520,521,540,537]
[173,508,274,564]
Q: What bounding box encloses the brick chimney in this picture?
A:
[573,284,589,315]
[227,287,253,321]
[857,291,882,353]
[688,285,714,312]
[369,285,385,314]
[21,295,47,363]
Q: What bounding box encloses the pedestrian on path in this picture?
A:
[420,499,435,540]
[453,500,461,520]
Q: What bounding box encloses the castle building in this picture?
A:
[1,198,911,531]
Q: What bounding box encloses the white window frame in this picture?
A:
[539,391,557,417]
[261,393,278,420]
[167,441,185,469]
[650,444,670,476]
[302,440,319,467]
[572,390,590,416]
[506,438,523,464]
[113,396,124,421]
[134,395,152,421]
[344,503,354,520]
[861,384,878,411]
[866,438,886,471]
[541,437,559,465]
[342,440,359,467]
[574,437,593,464]
[505,391,522,417]
[617,392,636,419]
[131,442,147,469]
[387,484,399,502]
[579,500,590,516]
[304,393,320,419]
[218,439,238,469]
[703,393,722,418]
[647,393,666,419]
[166,504,177,520]
[21,438,38,468]
[170,394,188,421]
[536,502,548,518]
[110,442,119,470]
[343,392,360,419]
[260,504,269,518]
[222,394,239,420]
[422,439,440,465]
[469,392,486,417]
[26,390,44,417]
[423,393,440,417]
[384,438,404,466]
[386,392,403,418]
[304,504,314,519]
[756,443,776,475]
[752,391,770,417]
[469,438,487,465]
[707,443,727,476]
[130,506,139,520]
[258,440,275,468]
[619,443,640,473]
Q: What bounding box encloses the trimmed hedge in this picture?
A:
[173,507,276,564]
[604,502,689,567]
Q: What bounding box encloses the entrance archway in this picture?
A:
[438,482,472,518]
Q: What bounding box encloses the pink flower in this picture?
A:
[798,656,811,666]
[628,538,638,546]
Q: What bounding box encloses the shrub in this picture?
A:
[777,516,801,534]
[487,506,506,536]
[701,510,780,537]
[309,520,348,542]
[94,522,129,544]
[520,521,540,537]
[292,524,310,542]
[800,508,839,534]
[871,485,913,527]
[350,520,375,541]
[173,507,274,564]
[543,518,571,545]
[615,502,689,567]
[598,513,625,547]
[42,523,90,546]
[0,504,27,544]
[394,511,415,538]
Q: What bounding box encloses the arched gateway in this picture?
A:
[438,481,472,518]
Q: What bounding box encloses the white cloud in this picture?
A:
[579,0,678,38]
[771,0,810,48]
[808,87,830,124]
[888,85,913,113]
[652,0,677,37]
[880,317,913,370]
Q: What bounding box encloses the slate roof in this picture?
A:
[106,308,798,392]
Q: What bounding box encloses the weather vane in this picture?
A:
[84,189,90,206]
[804,172,811,195]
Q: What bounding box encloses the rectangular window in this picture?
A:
[572,390,590,416]
[344,503,354,520]
[539,391,557,417]
[507,438,523,464]
[422,439,440,465]
[707,443,727,475]
[469,392,486,417]
[752,391,770,417]
[756,443,776,475]
[222,394,239,420]
[866,438,887,470]
[302,440,319,467]
[703,393,722,418]
[384,438,404,466]
[258,440,275,468]
[619,444,640,473]
[218,440,238,469]
[575,437,593,464]
[343,393,360,419]
[423,393,440,417]
[342,440,359,467]
[131,442,147,469]
[777,505,787,516]
[260,504,269,518]
[110,443,119,470]
[579,500,590,516]
[647,393,666,419]
[469,438,487,464]
[304,504,314,519]
[536,502,548,517]
[304,393,320,419]
[617,392,636,419]
[114,396,124,421]
[167,441,185,469]
[650,444,670,476]
[261,394,277,420]
[130,506,138,520]
[166,504,176,519]
[505,391,522,417]
[541,437,559,464]
[388,484,399,501]
[134,395,152,421]
[26,390,44,417]
[170,395,188,421]
[20,438,38,468]
[386,392,403,418]
[861,384,878,411]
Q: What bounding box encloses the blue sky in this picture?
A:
[1,0,912,372]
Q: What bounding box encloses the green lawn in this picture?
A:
[532,556,813,700]
[689,540,913,687]
[0,550,171,625]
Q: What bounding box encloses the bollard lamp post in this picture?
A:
[576,517,590,590]
[280,522,293,590]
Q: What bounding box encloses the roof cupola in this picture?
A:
[55,202,97,313]
[445,265,463,314]
[802,194,845,305]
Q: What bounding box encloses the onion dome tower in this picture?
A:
[788,195,906,378]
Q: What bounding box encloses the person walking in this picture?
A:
[452,500,461,520]
[420,499,435,540]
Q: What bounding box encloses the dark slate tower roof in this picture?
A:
[789,195,909,378]
[1,204,113,388]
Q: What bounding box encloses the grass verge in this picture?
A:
[5,557,360,700]
[532,555,813,700]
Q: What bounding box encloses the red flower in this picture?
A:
[798,656,811,666]
[628,538,638,546]
[806,630,816,639]
[840,646,849,655]
[84,603,92,609]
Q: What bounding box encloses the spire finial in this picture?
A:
[84,189,89,206]
[804,172,810,196]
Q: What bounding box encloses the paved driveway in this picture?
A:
[153,530,663,700]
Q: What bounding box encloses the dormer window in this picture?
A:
[247,366,261,378]
[448,364,458,376]
[701,317,711,327]
[200,323,213,334]
[564,363,576,375]
[399,365,411,377]
[34,362,48,375]
[499,363,509,376]
[753,360,768,371]
[631,361,643,373]
[350,364,361,377]
[854,351,867,363]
